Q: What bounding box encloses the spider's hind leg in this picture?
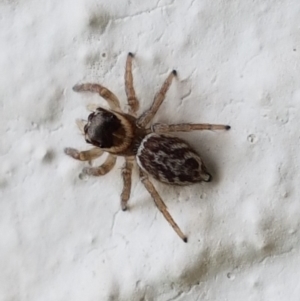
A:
[139,169,187,243]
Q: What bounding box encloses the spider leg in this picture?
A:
[137,70,176,127]
[75,119,87,134]
[120,156,134,211]
[139,169,187,243]
[125,53,139,116]
[73,83,121,111]
[82,154,116,176]
[86,103,100,112]
[151,123,231,133]
[64,147,104,161]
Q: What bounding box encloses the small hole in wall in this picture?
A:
[227,272,235,280]
[247,134,257,144]
[102,53,106,58]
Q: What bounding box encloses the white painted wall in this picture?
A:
[1,0,300,300]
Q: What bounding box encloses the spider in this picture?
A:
[64,53,230,243]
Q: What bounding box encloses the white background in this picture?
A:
[1,0,300,300]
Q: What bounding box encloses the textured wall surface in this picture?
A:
[1,0,300,300]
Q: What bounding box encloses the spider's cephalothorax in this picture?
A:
[84,109,122,147]
[83,108,140,155]
[65,52,230,243]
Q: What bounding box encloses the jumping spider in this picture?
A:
[65,53,230,243]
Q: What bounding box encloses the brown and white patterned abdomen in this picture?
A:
[136,133,211,185]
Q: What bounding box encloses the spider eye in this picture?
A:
[85,138,103,148]
[88,113,94,122]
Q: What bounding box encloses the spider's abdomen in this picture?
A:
[136,133,211,185]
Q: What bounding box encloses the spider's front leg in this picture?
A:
[125,53,139,116]
[151,123,231,133]
[137,70,177,127]
[73,83,121,111]
[64,147,104,161]
[120,156,134,211]
[139,169,188,243]
[82,154,116,176]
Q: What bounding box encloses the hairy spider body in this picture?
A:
[137,133,211,185]
[65,53,230,242]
